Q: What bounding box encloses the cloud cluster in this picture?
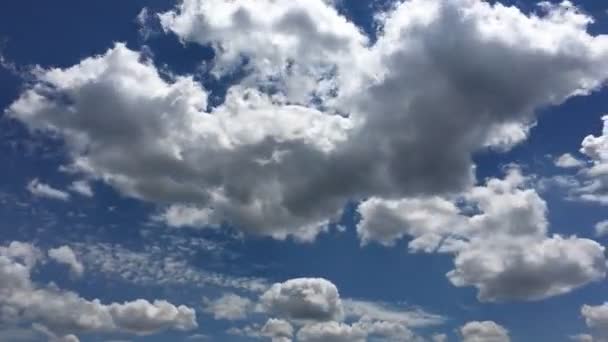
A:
[0,241,197,339]
[358,169,606,302]
[8,0,608,242]
[215,277,444,341]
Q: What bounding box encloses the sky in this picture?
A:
[1,0,608,341]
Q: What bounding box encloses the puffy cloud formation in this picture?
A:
[48,245,84,277]
[448,235,606,302]
[203,293,253,320]
[261,318,294,342]
[460,321,510,342]
[596,220,608,237]
[227,277,442,341]
[582,303,608,337]
[260,278,344,322]
[9,0,608,241]
[358,169,607,301]
[555,153,585,168]
[27,179,70,201]
[578,115,608,204]
[0,241,197,339]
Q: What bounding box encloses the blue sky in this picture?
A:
[2,1,608,341]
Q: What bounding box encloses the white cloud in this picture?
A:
[555,153,585,168]
[0,241,197,338]
[583,303,608,338]
[448,235,606,302]
[358,168,607,302]
[260,278,343,323]
[202,293,253,320]
[261,318,294,342]
[9,0,608,241]
[48,246,84,277]
[578,116,608,204]
[596,220,608,237]
[460,321,510,342]
[342,299,444,328]
[27,179,70,201]
[296,321,366,342]
[68,180,93,197]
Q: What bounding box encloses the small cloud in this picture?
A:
[27,179,70,201]
[555,153,585,168]
[595,220,608,237]
[69,180,93,197]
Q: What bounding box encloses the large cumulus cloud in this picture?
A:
[358,168,606,301]
[7,0,608,241]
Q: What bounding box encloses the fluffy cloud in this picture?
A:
[0,241,197,339]
[358,169,607,301]
[48,246,84,278]
[203,293,253,320]
[556,153,585,168]
[448,235,605,302]
[582,303,608,337]
[578,115,608,204]
[596,220,608,237]
[460,321,510,342]
[27,179,70,201]
[9,0,608,241]
[260,278,343,323]
[261,318,294,342]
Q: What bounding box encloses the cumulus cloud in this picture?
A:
[448,235,606,302]
[460,321,510,342]
[555,153,585,168]
[8,0,608,241]
[260,278,343,323]
[202,293,253,320]
[261,318,294,342]
[27,179,70,201]
[582,303,608,338]
[578,115,608,204]
[0,241,197,339]
[48,245,85,277]
[596,220,608,237]
[358,168,607,302]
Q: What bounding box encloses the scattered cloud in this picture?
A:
[27,179,70,201]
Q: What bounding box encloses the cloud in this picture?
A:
[0,241,197,339]
[460,321,510,342]
[202,293,253,320]
[261,318,294,342]
[596,220,608,237]
[341,299,444,328]
[555,153,586,168]
[578,115,608,204]
[260,278,343,323]
[8,0,608,241]
[448,235,606,302]
[26,179,70,201]
[582,303,608,338]
[48,245,84,277]
[68,180,93,197]
[358,168,607,302]
[296,321,366,342]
